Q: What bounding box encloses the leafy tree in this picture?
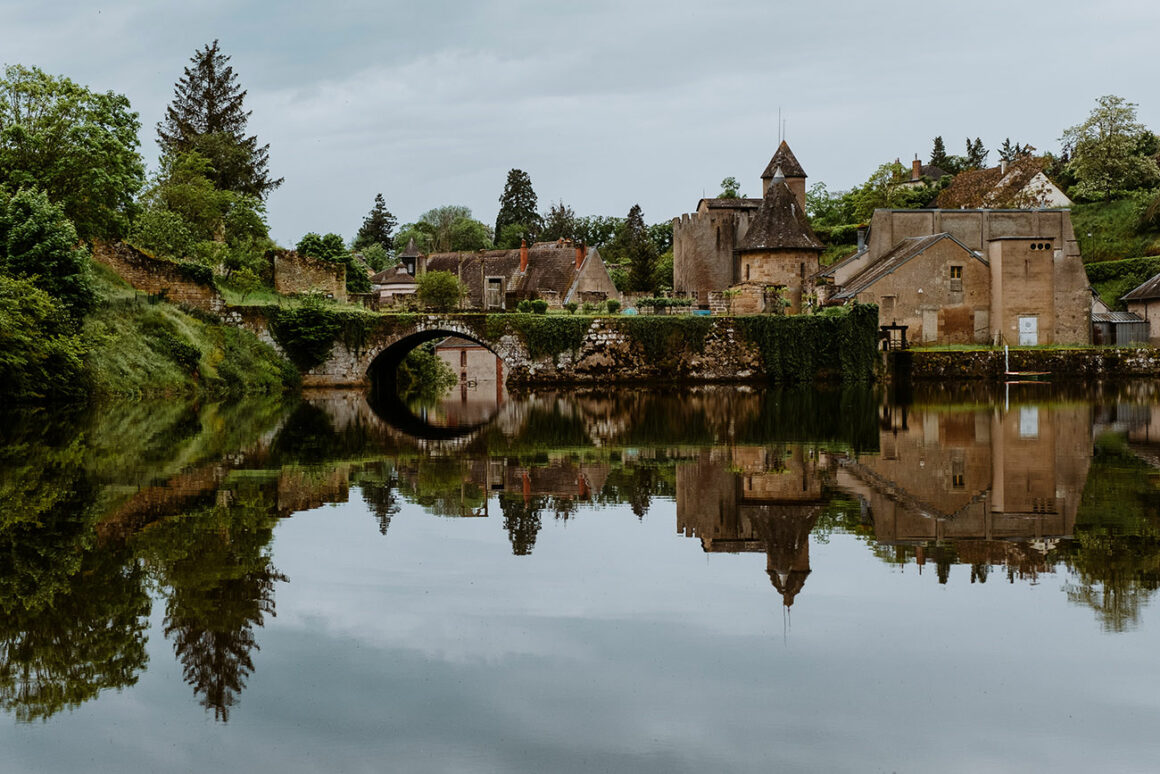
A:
[573,215,623,247]
[0,64,144,240]
[157,40,282,199]
[851,161,932,221]
[132,150,269,267]
[718,176,741,198]
[352,193,396,252]
[358,242,391,272]
[1062,95,1160,201]
[0,188,94,319]
[929,136,949,170]
[540,201,578,242]
[805,182,857,227]
[500,494,544,556]
[965,137,988,170]
[494,169,541,247]
[0,275,87,402]
[297,232,370,293]
[404,206,493,252]
[416,269,465,311]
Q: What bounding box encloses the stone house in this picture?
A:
[673,141,822,309]
[421,239,619,310]
[823,208,1092,345]
[1121,272,1160,342]
[368,264,418,306]
[936,156,1071,209]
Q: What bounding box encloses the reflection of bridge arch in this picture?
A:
[366,385,494,443]
[360,318,531,388]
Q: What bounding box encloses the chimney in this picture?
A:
[1000,159,1008,175]
[911,157,921,182]
[575,244,584,269]
[520,239,528,272]
[856,228,866,252]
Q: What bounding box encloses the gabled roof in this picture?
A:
[761,140,807,180]
[935,156,1059,208]
[1122,271,1160,303]
[370,265,416,285]
[834,233,983,300]
[737,179,823,252]
[424,241,604,304]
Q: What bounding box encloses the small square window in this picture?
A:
[950,266,963,279]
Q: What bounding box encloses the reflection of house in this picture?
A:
[436,336,502,386]
[676,446,826,607]
[935,157,1071,209]
[838,402,1092,553]
[421,239,619,310]
[674,141,823,310]
[823,208,1091,345]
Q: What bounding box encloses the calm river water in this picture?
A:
[3,382,1160,773]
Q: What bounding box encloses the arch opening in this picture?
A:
[367,328,510,435]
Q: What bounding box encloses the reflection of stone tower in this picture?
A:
[751,505,823,608]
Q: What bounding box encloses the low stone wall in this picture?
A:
[896,347,1160,381]
[92,241,226,313]
[273,251,346,301]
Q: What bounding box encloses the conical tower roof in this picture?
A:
[737,178,823,252]
[400,237,420,257]
[761,140,806,180]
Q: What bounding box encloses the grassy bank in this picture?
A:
[84,265,298,399]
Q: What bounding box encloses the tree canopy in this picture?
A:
[157,40,282,199]
[1062,95,1160,201]
[0,65,144,240]
[494,169,540,248]
[396,205,494,253]
[0,188,94,319]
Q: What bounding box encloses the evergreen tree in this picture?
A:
[157,40,282,199]
[494,169,541,248]
[352,193,396,251]
[619,204,659,293]
[539,201,577,242]
[965,137,989,169]
[929,136,949,169]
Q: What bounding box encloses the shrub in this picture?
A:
[564,301,579,314]
[516,299,533,313]
[531,299,548,315]
[606,299,621,314]
[176,260,214,285]
[416,270,465,311]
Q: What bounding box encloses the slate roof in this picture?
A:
[399,237,420,258]
[369,265,417,285]
[737,179,823,252]
[1122,272,1160,302]
[700,197,763,210]
[833,233,982,300]
[935,156,1058,208]
[761,140,807,179]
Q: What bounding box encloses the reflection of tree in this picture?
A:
[500,495,544,556]
[0,546,149,722]
[598,464,675,519]
[357,464,401,535]
[1062,529,1160,633]
[134,488,285,721]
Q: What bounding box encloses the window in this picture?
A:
[950,265,962,292]
[460,350,467,367]
[745,264,750,281]
[949,266,962,279]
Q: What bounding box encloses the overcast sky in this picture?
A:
[4,0,1158,245]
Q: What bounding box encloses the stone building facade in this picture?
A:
[273,251,347,301]
[824,208,1091,345]
[674,141,818,307]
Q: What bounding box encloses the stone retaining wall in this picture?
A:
[896,347,1160,381]
[92,241,226,313]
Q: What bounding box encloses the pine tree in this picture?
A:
[539,201,577,242]
[965,137,989,170]
[620,204,659,293]
[929,136,949,169]
[157,40,282,199]
[494,169,541,248]
[353,193,396,251]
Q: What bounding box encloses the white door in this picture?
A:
[1018,316,1038,346]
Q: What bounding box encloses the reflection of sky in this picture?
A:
[6,494,1160,773]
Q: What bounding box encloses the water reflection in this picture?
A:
[2,382,1160,724]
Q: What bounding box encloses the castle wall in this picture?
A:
[673,208,755,306]
[736,249,820,313]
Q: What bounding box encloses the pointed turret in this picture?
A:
[737,178,823,253]
[761,140,807,204]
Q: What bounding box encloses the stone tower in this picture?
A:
[761,140,807,208]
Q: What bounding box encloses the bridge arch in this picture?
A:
[360,317,531,392]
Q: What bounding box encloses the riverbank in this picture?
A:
[891,346,1160,381]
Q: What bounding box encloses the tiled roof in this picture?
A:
[701,197,763,210]
[737,179,823,252]
[424,241,595,304]
[833,233,980,300]
[370,265,416,284]
[761,140,806,179]
[935,157,1054,208]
